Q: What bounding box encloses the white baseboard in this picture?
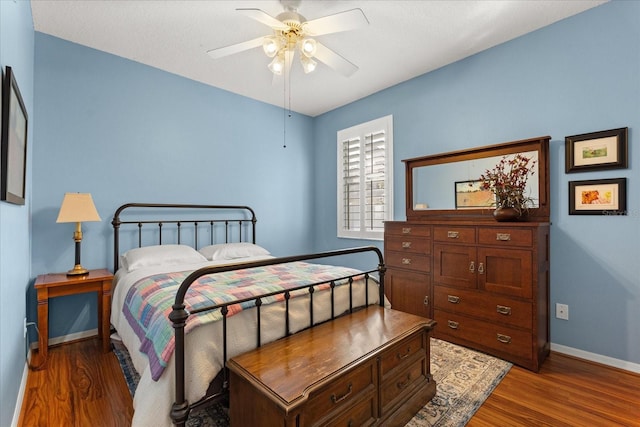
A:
[29,328,99,350]
[49,328,99,346]
[12,352,30,427]
[551,342,640,374]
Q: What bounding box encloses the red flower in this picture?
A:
[479,154,536,215]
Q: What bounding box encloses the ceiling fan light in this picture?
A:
[268,55,285,75]
[300,56,317,74]
[262,36,280,58]
[300,38,317,57]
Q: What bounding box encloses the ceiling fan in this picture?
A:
[207,0,368,78]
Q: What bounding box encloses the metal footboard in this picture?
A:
[169,246,386,426]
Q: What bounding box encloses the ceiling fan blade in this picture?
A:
[313,42,358,77]
[237,8,289,31]
[207,36,264,59]
[303,8,368,36]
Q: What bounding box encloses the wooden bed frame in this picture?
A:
[111,203,391,426]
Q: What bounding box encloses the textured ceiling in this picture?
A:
[31,0,607,116]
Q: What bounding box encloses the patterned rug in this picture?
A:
[113,337,511,426]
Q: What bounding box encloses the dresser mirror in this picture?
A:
[404,136,550,221]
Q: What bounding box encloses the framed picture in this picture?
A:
[1,66,28,205]
[569,178,626,215]
[565,127,628,173]
[455,180,495,209]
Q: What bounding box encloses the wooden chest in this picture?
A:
[227,306,437,426]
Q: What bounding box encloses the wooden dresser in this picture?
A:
[385,221,549,371]
[386,135,551,372]
[227,306,437,426]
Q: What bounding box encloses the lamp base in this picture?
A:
[67,265,89,276]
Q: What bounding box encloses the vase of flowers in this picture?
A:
[479,154,536,221]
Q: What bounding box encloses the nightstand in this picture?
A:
[34,269,113,366]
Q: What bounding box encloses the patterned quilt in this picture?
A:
[123,261,367,380]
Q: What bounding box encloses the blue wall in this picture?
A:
[31,34,315,341]
[314,1,639,367]
[0,1,34,425]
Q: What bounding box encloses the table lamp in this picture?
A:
[56,193,101,276]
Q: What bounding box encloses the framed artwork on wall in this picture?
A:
[565,127,628,173]
[1,66,28,205]
[569,178,626,215]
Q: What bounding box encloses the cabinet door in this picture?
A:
[478,247,532,299]
[433,244,477,289]
[386,268,431,318]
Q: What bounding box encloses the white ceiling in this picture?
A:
[31,0,606,117]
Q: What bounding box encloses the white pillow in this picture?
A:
[198,242,270,261]
[122,244,207,272]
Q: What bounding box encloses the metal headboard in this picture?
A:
[111,203,257,271]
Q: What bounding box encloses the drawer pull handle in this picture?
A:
[447,320,459,330]
[477,262,484,274]
[397,346,411,360]
[397,373,412,390]
[496,233,511,241]
[330,383,353,404]
[402,227,412,234]
[496,305,512,315]
[447,231,459,239]
[423,296,429,306]
[447,295,460,304]
[401,241,412,249]
[402,258,412,265]
[469,261,475,273]
[497,333,512,344]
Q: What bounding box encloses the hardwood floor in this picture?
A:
[19,338,640,426]
[470,353,640,427]
[19,338,133,427]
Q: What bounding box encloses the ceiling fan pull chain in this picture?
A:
[283,69,287,148]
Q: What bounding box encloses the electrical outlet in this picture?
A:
[556,303,569,320]
[23,317,27,338]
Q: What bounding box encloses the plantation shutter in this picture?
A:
[364,130,386,233]
[337,115,393,240]
[342,136,362,231]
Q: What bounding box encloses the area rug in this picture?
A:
[113,337,511,426]
[406,338,512,426]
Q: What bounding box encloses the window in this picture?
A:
[337,115,393,240]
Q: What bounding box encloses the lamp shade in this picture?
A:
[268,54,285,75]
[300,38,317,57]
[300,56,317,74]
[56,193,101,223]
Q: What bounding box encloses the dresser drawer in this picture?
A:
[385,222,431,238]
[380,331,426,376]
[433,226,476,244]
[385,235,431,254]
[380,355,427,415]
[434,309,533,361]
[386,251,430,273]
[433,285,532,330]
[305,359,376,422]
[478,227,533,247]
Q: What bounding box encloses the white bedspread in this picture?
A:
[110,256,386,427]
